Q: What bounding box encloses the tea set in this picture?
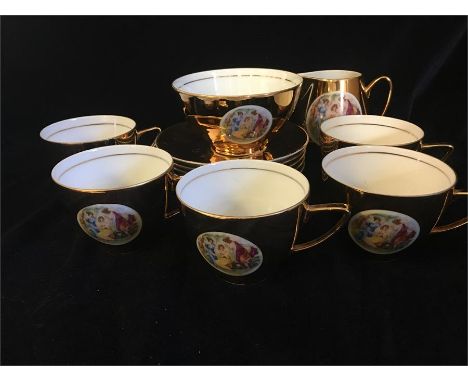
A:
[40,67,467,284]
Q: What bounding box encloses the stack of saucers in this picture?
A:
[155,121,308,176]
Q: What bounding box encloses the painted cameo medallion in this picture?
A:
[348,210,420,254]
[220,105,272,144]
[196,232,263,276]
[306,91,362,144]
[77,204,142,245]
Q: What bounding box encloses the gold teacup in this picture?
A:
[172,68,303,157]
[322,145,467,255]
[290,70,393,144]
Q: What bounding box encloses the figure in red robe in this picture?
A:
[112,211,136,234]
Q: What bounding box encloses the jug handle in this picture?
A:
[361,76,393,115]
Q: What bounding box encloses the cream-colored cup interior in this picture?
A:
[321,115,423,146]
[52,145,173,192]
[322,146,456,197]
[40,115,135,144]
[176,160,309,217]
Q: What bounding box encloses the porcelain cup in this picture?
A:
[51,144,173,246]
[40,115,161,160]
[319,115,454,162]
[322,145,467,255]
[174,159,350,283]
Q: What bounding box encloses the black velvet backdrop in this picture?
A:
[1,16,467,365]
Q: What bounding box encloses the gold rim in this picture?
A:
[323,151,457,198]
[180,192,309,220]
[53,153,174,193]
[172,73,302,99]
[321,133,421,148]
[40,115,137,144]
[300,70,362,81]
[177,166,309,220]
[41,126,137,146]
[321,121,423,147]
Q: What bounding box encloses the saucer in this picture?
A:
[172,143,306,170]
[171,149,306,176]
[155,120,309,167]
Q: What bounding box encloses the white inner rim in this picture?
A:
[176,160,309,217]
[40,115,136,144]
[300,70,362,80]
[52,145,173,191]
[322,146,456,197]
[172,68,303,97]
[320,115,424,145]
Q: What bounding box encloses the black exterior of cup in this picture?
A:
[180,204,301,284]
[56,175,167,251]
[327,177,452,254]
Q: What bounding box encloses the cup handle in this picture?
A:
[420,142,454,162]
[361,76,393,115]
[431,189,468,233]
[291,202,350,252]
[136,126,162,147]
[164,172,182,219]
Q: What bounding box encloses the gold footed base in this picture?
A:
[211,139,269,158]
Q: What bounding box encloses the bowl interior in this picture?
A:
[52,145,173,192]
[172,68,302,97]
[176,160,309,217]
[40,115,136,144]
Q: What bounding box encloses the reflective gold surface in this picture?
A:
[173,69,303,157]
[155,120,308,166]
[290,71,393,144]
